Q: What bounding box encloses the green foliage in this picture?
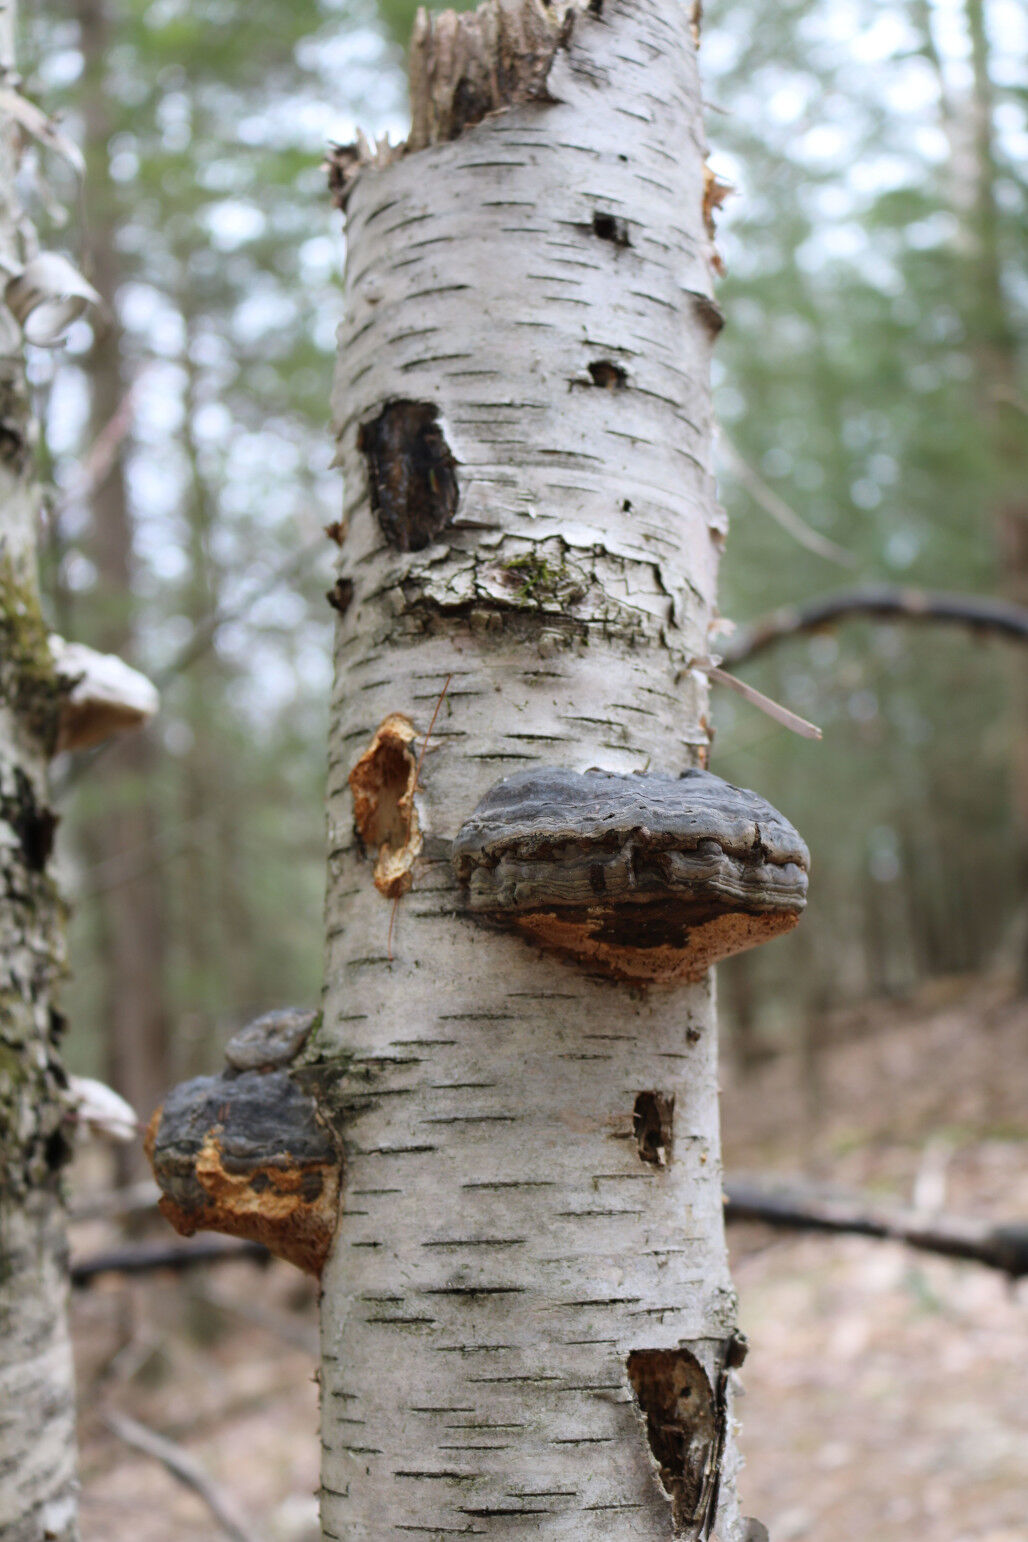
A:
[25,0,1027,1090]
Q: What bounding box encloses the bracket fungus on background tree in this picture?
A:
[146,1008,342,1276]
[452,766,810,983]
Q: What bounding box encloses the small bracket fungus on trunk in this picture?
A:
[146,1008,338,1275]
[49,634,159,753]
[452,766,809,982]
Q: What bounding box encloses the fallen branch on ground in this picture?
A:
[724,1176,1028,1278]
[103,1409,258,1542]
[70,1179,1028,1282]
[722,586,1028,666]
[71,1234,269,1284]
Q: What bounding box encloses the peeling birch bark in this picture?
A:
[0,9,79,1535]
[313,0,783,1536]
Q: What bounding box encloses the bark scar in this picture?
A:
[627,1347,722,1537]
[349,714,423,898]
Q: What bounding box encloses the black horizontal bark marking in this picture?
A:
[552,1435,614,1445]
[365,1316,436,1325]
[423,1286,526,1296]
[558,1298,641,1307]
[423,1115,517,1126]
[461,1508,552,1517]
[425,1230,528,1245]
[461,1180,556,1190]
[434,1343,518,1353]
[393,1470,465,1480]
[360,1144,438,1156]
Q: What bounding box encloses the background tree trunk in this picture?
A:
[315,1,750,1535]
[0,10,79,1534]
[73,0,171,1155]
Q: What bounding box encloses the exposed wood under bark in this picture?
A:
[722,585,1028,666]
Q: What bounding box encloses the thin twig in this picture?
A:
[720,435,857,567]
[102,1409,259,1542]
[688,657,823,740]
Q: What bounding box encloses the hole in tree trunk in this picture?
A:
[358,399,459,552]
[633,1091,674,1166]
[627,1347,719,1537]
[587,360,627,389]
[592,210,629,245]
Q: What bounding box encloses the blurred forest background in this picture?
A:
[18,0,1027,1130]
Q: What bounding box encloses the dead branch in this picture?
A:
[71,1235,269,1285]
[103,1409,257,1542]
[70,1180,1028,1282]
[722,585,1028,666]
[724,1176,1028,1278]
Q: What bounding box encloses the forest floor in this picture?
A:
[67,973,1028,1542]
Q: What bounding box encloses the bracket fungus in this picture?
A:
[451,766,809,983]
[146,1008,338,1276]
[50,635,159,753]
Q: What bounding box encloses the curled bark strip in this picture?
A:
[722,585,1028,666]
[349,713,423,898]
[145,1069,340,1276]
[452,766,809,982]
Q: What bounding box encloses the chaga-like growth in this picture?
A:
[452,766,809,983]
[146,1067,339,1276]
[224,1007,317,1073]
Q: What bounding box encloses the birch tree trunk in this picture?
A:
[0,9,79,1535]
[314,1,764,1535]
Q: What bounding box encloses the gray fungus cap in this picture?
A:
[452,767,809,983]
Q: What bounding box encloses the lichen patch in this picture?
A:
[349,714,423,898]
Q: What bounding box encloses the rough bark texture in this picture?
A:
[316,1,756,1536]
[0,12,79,1535]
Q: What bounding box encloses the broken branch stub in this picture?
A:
[407,0,571,151]
[348,713,423,897]
[451,766,809,983]
[146,1013,339,1276]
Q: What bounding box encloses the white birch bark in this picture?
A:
[316,0,750,1535]
[0,8,79,1536]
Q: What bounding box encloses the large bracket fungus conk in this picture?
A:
[451,767,809,983]
[145,1009,340,1276]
